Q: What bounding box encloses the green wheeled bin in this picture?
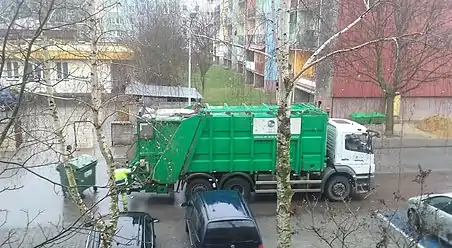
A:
[56,154,98,198]
[350,112,386,125]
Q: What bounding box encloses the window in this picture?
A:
[289,12,297,23]
[345,133,368,153]
[204,220,260,245]
[55,62,69,79]
[424,196,452,211]
[26,63,43,80]
[6,61,19,78]
[32,64,43,79]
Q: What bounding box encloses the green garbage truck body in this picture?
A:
[126,103,376,201]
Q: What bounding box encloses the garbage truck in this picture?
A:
[124,103,378,201]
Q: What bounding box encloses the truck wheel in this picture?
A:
[221,177,251,200]
[185,178,213,200]
[325,175,352,201]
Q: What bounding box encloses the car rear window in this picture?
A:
[204,219,261,245]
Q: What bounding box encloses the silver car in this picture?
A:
[407,192,452,243]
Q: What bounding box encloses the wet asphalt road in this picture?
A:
[1,143,452,247]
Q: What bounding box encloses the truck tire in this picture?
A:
[325,175,352,201]
[221,177,251,200]
[185,178,213,200]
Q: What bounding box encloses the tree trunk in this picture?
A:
[200,74,206,95]
[13,118,22,149]
[43,40,91,213]
[276,85,294,248]
[275,0,293,248]
[88,1,119,247]
[384,94,395,136]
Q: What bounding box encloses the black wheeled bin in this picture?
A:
[56,154,98,198]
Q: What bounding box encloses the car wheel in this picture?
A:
[185,178,213,200]
[408,209,421,233]
[325,175,352,201]
[221,177,252,200]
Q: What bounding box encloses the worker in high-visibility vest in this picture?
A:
[114,167,131,212]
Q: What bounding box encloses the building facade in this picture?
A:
[216,0,319,93]
[1,42,132,94]
[216,0,452,120]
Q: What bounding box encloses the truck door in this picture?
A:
[343,134,369,174]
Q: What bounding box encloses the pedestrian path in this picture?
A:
[378,210,452,248]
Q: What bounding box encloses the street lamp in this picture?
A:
[188,11,197,105]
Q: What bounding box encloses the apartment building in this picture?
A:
[219,0,452,120]
[0,15,133,95]
[217,0,319,94]
[1,42,132,94]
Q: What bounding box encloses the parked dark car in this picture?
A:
[84,211,159,248]
[0,88,17,112]
[182,190,264,248]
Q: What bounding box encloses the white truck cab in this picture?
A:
[327,118,377,193]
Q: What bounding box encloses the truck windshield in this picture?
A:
[345,133,370,153]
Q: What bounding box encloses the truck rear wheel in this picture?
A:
[185,178,213,200]
[325,175,352,201]
[221,177,251,200]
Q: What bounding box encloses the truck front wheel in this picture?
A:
[185,178,213,200]
[325,175,352,202]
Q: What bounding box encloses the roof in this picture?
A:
[329,118,368,133]
[417,193,452,199]
[295,77,316,95]
[198,190,252,221]
[113,212,153,248]
[125,83,203,99]
[139,107,197,121]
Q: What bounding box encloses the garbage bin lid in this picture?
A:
[68,154,97,170]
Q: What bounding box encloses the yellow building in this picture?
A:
[1,42,133,94]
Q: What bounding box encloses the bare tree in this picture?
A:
[0,0,125,247]
[125,0,187,86]
[337,0,452,135]
[191,12,220,95]
[272,0,413,246]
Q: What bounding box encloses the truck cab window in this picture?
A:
[345,134,368,153]
[139,123,154,139]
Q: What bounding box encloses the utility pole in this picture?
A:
[275,0,293,248]
[188,12,197,105]
[188,17,193,105]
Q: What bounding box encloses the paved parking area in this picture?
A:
[378,210,452,248]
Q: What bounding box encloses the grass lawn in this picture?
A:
[193,66,276,105]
